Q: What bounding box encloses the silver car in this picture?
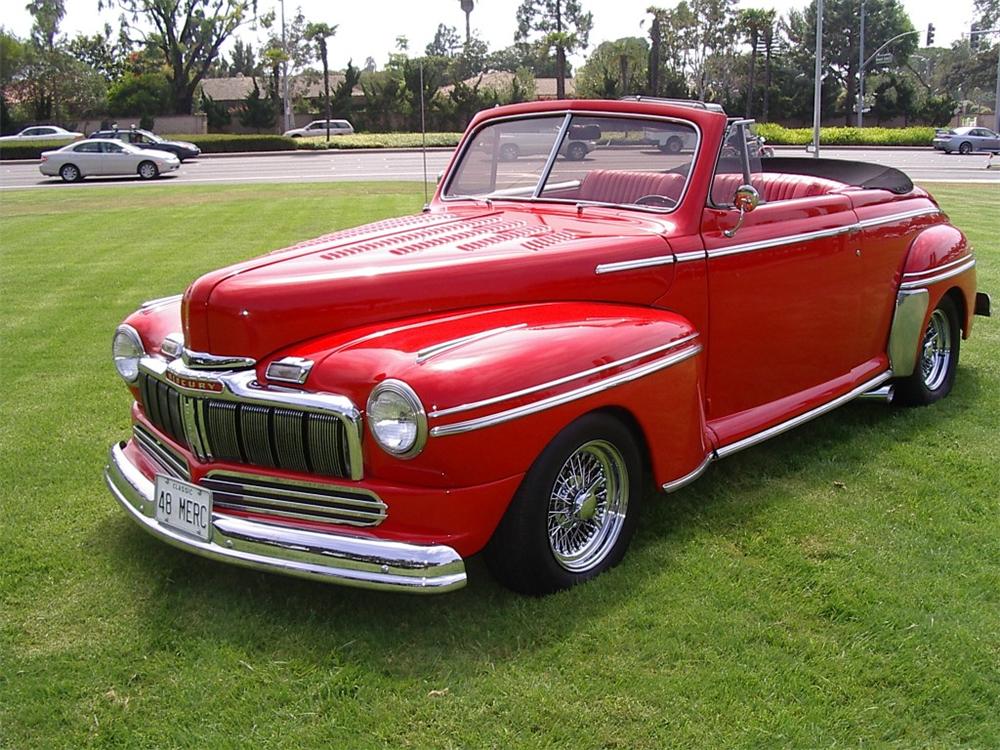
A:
[39,139,181,182]
[932,126,1000,154]
[0,125,83,142]
[283,119,355,137]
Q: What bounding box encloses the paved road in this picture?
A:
[2,147,999,190]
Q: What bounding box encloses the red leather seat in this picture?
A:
[711,172,847,205]
[579,170,687,205]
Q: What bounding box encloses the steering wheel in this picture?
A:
[634,194,677,208]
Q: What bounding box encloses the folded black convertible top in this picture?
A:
[760,156,914,194]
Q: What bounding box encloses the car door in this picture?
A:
[700,121,860,444]
[70,142,103,174]
[101,141,133,175]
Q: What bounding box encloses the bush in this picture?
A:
[293,132,463,149]
[756,124,937,146]
[162,134,298,153]
[0,140,80,160]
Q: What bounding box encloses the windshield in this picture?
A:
[136,129,162,142]
[443,113,699,212]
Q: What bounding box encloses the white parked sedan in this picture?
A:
[39,139,180,182]
[282,119,354,137]
[0,125,83,142]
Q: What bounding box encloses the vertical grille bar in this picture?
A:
[240,404,274,467]
[273,408,309,473]
[206,402,241,462]
[308,414,346,477]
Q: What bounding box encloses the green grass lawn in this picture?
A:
[1,182,998,749]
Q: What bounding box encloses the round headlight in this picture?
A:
[366,379,427,458]
[112,324,145,383]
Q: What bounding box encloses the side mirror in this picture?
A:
[724,185,760,238]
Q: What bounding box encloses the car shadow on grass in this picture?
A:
[97,367,985,674]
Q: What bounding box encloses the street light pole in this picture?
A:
[857,0,865,127]
[812,0,824,157]
[280,0,293,133]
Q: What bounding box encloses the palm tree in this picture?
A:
[304,22,338,141]
[739,8,772,118]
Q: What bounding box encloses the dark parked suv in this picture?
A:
[88,128,201,161]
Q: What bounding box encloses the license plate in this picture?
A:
[154,475,212,542]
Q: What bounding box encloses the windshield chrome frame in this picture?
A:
[441,109,703,215]
[708,118,760,210]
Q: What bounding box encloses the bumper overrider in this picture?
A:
[105,441,468,593]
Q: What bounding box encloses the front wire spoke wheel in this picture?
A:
[546,440,628,572]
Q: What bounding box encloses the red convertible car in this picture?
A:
[106,98,990,595]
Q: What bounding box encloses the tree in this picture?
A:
[786,0,916,124]
[107,70,171,118]
[739,8,775,117]
[68,25,130,82]
[331,60,360,119]
[576,37,648,98]
[304,22,337,140]
[239,78,276,131]
[224,39,260,76]
[100,0,263,114]
[426,24,462,57]
[1,31,29,133]
[515,0,593,98]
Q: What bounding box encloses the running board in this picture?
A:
[664,371,895,492]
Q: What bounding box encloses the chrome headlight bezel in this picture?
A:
[366,379,427,459]
[112,324,145,383]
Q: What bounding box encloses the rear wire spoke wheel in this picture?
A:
[895,295,961,406]
[485,413,643,595]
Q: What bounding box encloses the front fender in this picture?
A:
[265,302,710,489]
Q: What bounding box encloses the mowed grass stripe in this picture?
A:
[0,181,997,748]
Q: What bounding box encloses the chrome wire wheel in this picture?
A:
[546,440,628,572]
[920,308,953,391]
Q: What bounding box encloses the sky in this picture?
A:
[3,0,980,73]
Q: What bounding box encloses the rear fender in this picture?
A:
[266,302,711,489]
[890,224,977,375]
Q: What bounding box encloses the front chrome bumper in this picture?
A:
[104,442,467,593]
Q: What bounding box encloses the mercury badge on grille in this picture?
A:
[164,370,224,393]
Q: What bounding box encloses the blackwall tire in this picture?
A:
[138,161,159,180]
[485,413,643,595]
[959,142,973,155]
[894,295,961,406]
[59,164,81,182]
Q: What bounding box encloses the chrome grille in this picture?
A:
[202,473,386,527]
[133,424,190,479]
[137,372,354,479]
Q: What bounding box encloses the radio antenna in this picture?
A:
[420,61,429,205]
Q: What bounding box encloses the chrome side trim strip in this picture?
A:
[596,255,674,275]
[106,443,466,593]
[707,208,941,262]
[902,254,973,279]
[857,207,939,229]
[716,371,893,459]
[429,333,700,419]
[899,257,976,290]
[431,343,702,437]
[674,251,706,263]
[416,324,528,363]
[708,223,857,259]
[661,452,713,493]
[140,293,182,310]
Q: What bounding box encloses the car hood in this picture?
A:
[161,139,198,150]
[182,205,677,360]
